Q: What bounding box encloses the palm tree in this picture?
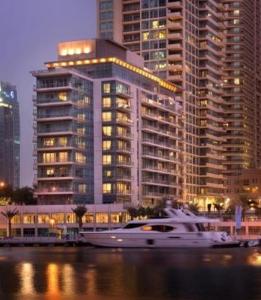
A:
[72,205,87,233]
[1,208,19,238]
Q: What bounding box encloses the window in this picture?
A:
[103,183,112,193]
[116,182,129,193]
[46,168,55,176]
[75,152,86,163]
[58,137,68,147]
[103,126,112,136]
[58,92,68,101]
[103,155,112,165]
[103,97,111,108]
[77,128,85,135]
[103,140,112,150]
[43,138,55,147]
[77,113,86,121]
[59,152,68,162]
[96,213,109,223]
[102,112,112,122]
[104,169,112,177]
[103,83,111,93]
[143,32,149,41]
[43,152,56,163]
[78,184,87,193]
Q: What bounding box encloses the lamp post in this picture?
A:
[0,181,5,188]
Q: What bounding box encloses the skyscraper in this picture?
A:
[0,81,20,188]
[33,39,182,205]
[97,0,261,208]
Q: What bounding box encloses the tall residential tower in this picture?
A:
[97,0,261,208]
[0,81,20,188]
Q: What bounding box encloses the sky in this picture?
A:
[0,0,96,187]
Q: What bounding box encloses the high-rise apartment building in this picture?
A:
[33,39,182,205]
[97,0,225,206]
[0,81,20,188]
[97,0,261,208]
[223,0,261,176]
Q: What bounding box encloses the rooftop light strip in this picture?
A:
[45,57,177,93]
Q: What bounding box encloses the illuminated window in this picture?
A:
[77,113,86,121]
[96,213,109,223]
[78,184,87,193]
[104,170,112,177]
[46,168,55,176]
[103,126,112,136]
[43,138,55,147]
[234,78,240,85]
[103,140,112,150]
[111,213,121,223]
[103,155,112,165]
[77,97,90,106]
[103,97,111,108]
[117,140,127,150]
[23,215,35,224]
[103,183,112,194]
[58,137,68,147]
[43,152,56,163]
[116,97,129,108]
[38,214,49,224]
[75,152,86,163]
[116,112,128,122]
[143,32,149,41]
[234,9,240,15]
[58,92,68,101]
[84,213,94,223]
[152,20,159,29]
[116,182,129,193]
[117,126,127,136]
[59,152,68,162]
[158,31,166,39]
[102,112,112,122]
[77,128,85,135]
[103,83,111,93]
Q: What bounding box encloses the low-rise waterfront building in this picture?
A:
[0,204,126,237]
[0,204,261,239]
[32,39,183,206]
[226,169,261,206]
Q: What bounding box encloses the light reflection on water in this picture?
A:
[0,248,260,300]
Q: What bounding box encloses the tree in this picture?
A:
[12,187,36,205]
[127,207,139,220]
[72,205,87,233]
[1,208,19,238]
[0,184,13,205]
[188,203,200,214]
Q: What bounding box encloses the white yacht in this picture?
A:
[81,206,240,248]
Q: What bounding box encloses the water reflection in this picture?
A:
[20,263,35,296]
[46,263,60,299]
[0,248,260,300]
[248,251,261,267]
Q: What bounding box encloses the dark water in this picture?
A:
[0,247,261,300]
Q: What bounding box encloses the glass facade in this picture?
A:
[0,81,20,188]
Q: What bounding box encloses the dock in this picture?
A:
[0,237,91,247]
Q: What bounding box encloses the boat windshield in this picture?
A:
[124,223,147,229]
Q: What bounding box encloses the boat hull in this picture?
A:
[82,232,240,248]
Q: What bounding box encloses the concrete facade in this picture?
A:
[96,0,261,208]
[33,39,182,205]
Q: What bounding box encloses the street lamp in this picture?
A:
[0,181,5,188]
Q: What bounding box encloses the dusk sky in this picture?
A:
[0,0,96,186]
